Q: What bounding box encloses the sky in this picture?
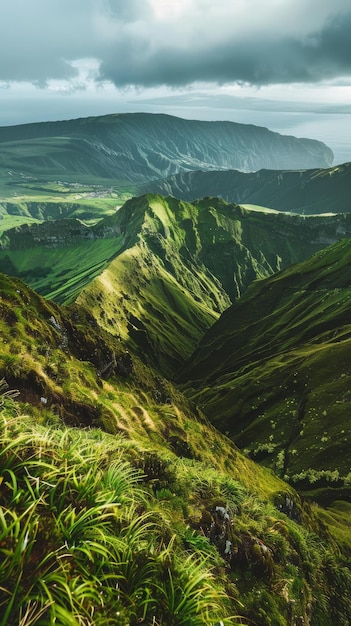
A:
[1,0,351,164]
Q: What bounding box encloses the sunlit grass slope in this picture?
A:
[3,193,351,376]
[180,238,351,504]
[76,194,351,378]
[76,195,232,376]
[1,273,351,624]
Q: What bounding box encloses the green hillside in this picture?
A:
[179,238,351,504]
[2,271,351,624]
[4,194,351,377]
[3,112,351,624]
[146,162,351,214]
[0,113,338,236]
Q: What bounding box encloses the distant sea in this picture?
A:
[217,111,351,166]
[265,112,351,166]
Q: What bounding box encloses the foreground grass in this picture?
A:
[0,404,236,625]
[2,383,351,625]
[1,272,351,624]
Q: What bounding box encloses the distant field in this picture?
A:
[240,203,287,214]
[0,169,137,226]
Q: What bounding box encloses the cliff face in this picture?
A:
[0,113,333,182]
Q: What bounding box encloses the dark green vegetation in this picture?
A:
[179,238,351,509]
[2,272,351,625]
[145,162,351,214]
[3,194,351,378]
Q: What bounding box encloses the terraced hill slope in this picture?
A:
[145,162,351,214]
[0,113,333,186]
[179,238,351,504]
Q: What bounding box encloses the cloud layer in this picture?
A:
[1,0,351,88]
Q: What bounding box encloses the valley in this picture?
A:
[179,238,351,504]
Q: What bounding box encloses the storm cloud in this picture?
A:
[1,0,351,88]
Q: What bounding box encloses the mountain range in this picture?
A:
[145,161,351,214]
[2,194,351,379]
[0,112,333,185]
[1,112,351,625]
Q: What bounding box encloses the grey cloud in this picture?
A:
[98,9,351,87]
[0,0,97,82]
[1,0,351,88]
[102,0,151,22]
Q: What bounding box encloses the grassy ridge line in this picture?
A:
[76,194,351,376]
[76,243,223,377]
[3,193,351,377]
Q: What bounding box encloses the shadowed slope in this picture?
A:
[145,162,351,214]
[179,238,351,503]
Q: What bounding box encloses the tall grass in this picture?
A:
[0,399,237,625]
[2,380,351,624]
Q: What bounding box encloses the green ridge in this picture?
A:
[0,113,333,188]
[3,193,351,377]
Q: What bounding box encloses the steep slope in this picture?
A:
[179,238,351,503]
[3,194,351,376]
[2,271,351,624]
[146,162,351,214]
[0,113,333,185]
[75,195,231,377]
